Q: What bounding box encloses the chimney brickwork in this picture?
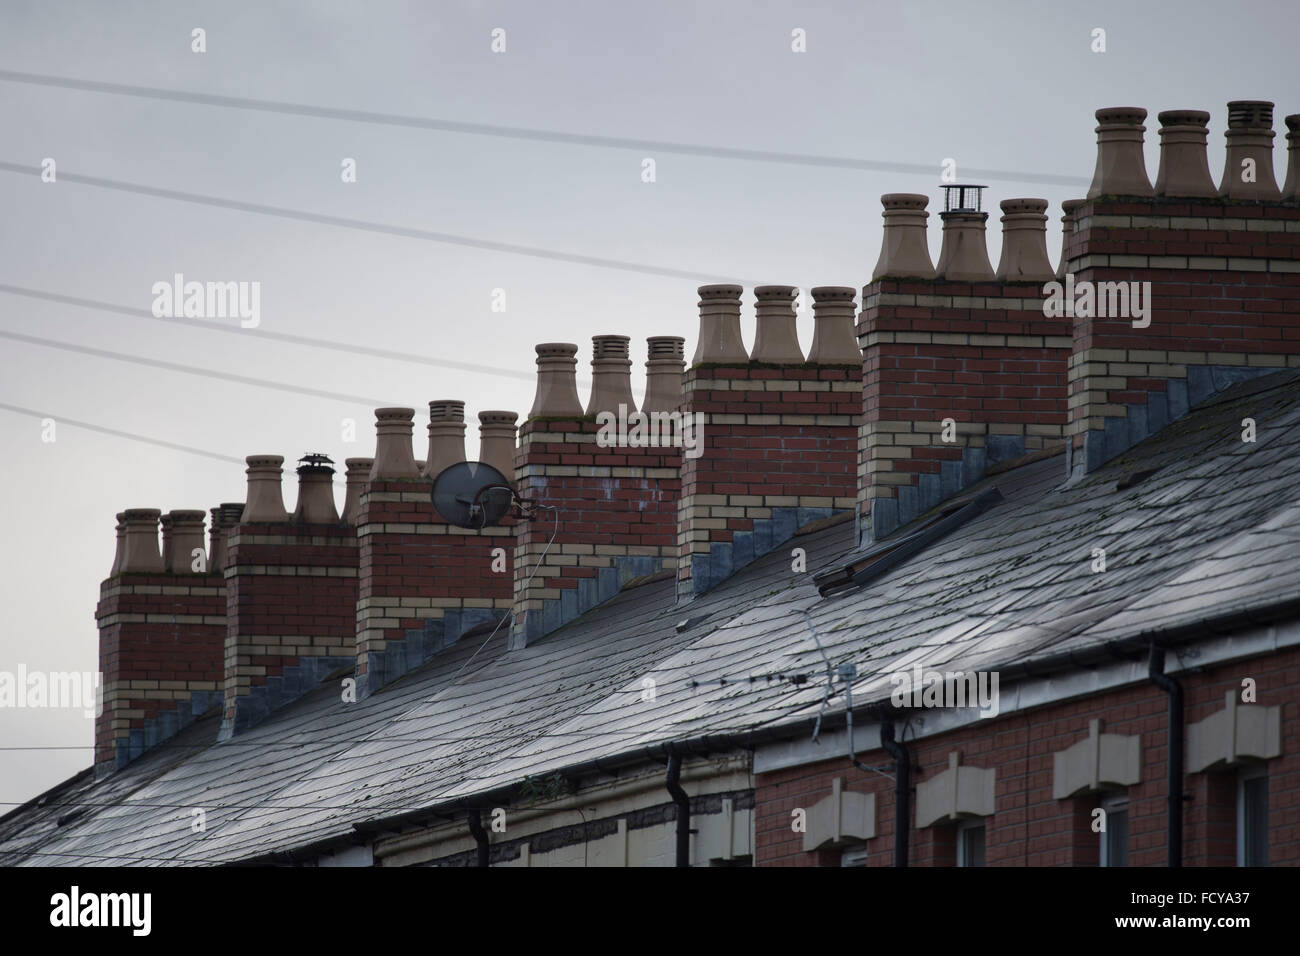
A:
[357,405,516,693]
[1065,103,1300,478]
[677,285,861,598]
[94,508,225,772]
[221,455,357,738]
[859,195,1071,541]
[512,338,682,647]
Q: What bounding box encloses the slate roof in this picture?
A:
[4,368,1299,865]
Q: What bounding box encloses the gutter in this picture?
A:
[1147,645,1184,868]
[466,809,490,867]
[665,750,691,867]
[878,716,910,868]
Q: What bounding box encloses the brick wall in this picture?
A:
[754,646,1300,866]
[857,280,1071,540]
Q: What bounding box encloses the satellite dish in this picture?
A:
[430,461,515,529]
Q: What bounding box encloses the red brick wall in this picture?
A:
[856,280,1070,539]
[677,364,860,598]
[94,572,224,769]
[755,646,1300,866]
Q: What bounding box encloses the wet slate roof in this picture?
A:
[3,368,1299,865]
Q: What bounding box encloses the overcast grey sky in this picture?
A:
[1,0,1295,808]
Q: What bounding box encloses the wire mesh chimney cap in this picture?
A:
[942,184,987,213]
[297,452,336,476]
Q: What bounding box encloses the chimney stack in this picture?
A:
[643,336,686,413]
[1087,107,1154,197]
[807,288,860,365]
[691,285,748,365]
[751,286,805,363]
[676,286,860,598]
[96,507,224,772]
[935,187,995,282]
[241,455,290,523]
[1064,102,1300,479]
[478,411,518,478]
[341,458,372,525]
[424,401,467,480]
[356,405,515,695]
[586,335,636,416]
[995,199,1055,283]
[873,194,936,280]
[223,449,358,737]
[513,338,680,645]
[1154,110,1217,197]
[1219,100,1281,200]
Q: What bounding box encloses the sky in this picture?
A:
[1,0,1295,808]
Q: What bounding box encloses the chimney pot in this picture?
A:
[807,287,860,364]
[109,512,126,576]
[369,408,420,480]
[1219,100,1282,199]
[692,284,747,365]
[210,502,244,571]
[936,210,995,282]
[241,455,291,522]
[872,193,936,280]
[529,343,585,418]
[995,199,1055,282]
[1088,107,1154,198]
[478,411,519,479]
[1058,199,1086,277]
[424,400,467,480]
[341,458,372,525]
[1284,114,1300,201]
[750,286,805,363]
[643,336,686,413]
[161,510,208,573]
[119,508,164,574]
[1154,110,1217,197]
[585,335,637,416]
[293,455,340,524]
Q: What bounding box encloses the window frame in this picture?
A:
[956,817,986,868]
[1099,792,1129,868]
[1236,763,1268,868]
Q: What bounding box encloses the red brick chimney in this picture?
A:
[356,404,516,693]
[221,454,358,737]
[1064,102,1300,478]
[859,192,1071,539]
[95,508,224,772]
[511,337,682,646]
[677,285,861,597]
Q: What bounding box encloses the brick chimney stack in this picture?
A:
[677,285,860,598]
[1064,101,1300,479]
[356,405,516,694]
[512,338,680,646]
[95,508,224,773]
[222,454,357,737]
[859,191,1071,540]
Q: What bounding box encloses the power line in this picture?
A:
[0,68,1092,188]
[0,283,545,385]
[0,400,243,464]
[0,329,399,407]
[0,161,759,285]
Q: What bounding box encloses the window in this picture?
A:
[1237,765,1268,867]
[956,819,986,867]
[840,845,868,868]
[1100,793,1129,867]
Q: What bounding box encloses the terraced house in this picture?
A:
[2,100,1298,867]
